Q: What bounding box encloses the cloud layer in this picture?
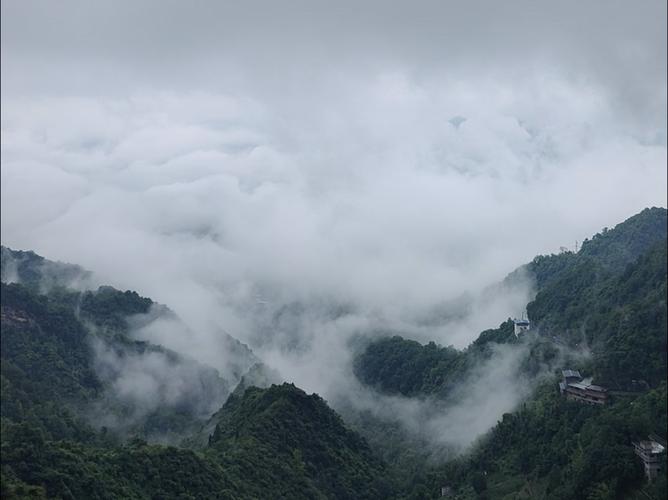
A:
[2,82,664,348]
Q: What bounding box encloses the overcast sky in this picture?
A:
[1,0,666,354]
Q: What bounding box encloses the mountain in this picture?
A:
[352,207,667,498]
[1,207,666,499]
[205,383,392,499]
[0,246,263,443]
[356,207,667,397]
[577,207,667,273]
[521,207,667,389]
[0,247,392,499]
[509,206,667,292]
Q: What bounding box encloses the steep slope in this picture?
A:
[433,382,667,499]
[528,239,667,388]
[520,206,667,291]
[205,384,392,499]
[0,246,262,444]
[356,208,667,398]
[1,248,393,499]
[351,207,667,498]
[577,207,667,273]
[1,281,232,443]
[1,282,105,443]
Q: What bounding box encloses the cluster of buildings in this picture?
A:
[510,307,665,485]
[558,370,666,482]
[503,314,664,485]
[558,370,608,405]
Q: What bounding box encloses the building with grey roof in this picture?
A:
[633,436,666,481]
[559,370,608,405]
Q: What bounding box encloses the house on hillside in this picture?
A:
[633,435,666,481]
[558,370,608,405]
[513,318,530,336]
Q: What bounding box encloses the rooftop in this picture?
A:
[567,382,607,393]
[636,440,666,454]
[649,434,667,448]
[562,369,582,379]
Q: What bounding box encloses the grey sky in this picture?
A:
[2,1,666,107]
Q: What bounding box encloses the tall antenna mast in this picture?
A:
[575,240,579,252]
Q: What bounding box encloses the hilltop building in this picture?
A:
[558,370,608,405]
[513,318,530,336]
[633,435,666,481]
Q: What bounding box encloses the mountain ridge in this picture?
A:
[1,206,666,499]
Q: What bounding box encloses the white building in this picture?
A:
[513,318,530,336]
[634,435,666,481]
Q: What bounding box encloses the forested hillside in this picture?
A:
[205,383,392,499]
[354,319,518,399]
[354,207,667,498]
[357,207,666,394]
[0,249,393,499]
[2,383,392,499]
[430,383,667,499]
[1,207,666,499]
[0,279,236,443]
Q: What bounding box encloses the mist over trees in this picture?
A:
[1,208,666,498]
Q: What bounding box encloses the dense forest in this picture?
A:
[354,207,667,499]
[1,207,666,499]
[0,251,391,499]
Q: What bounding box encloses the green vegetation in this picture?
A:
[1,248,393,499]
[2,207,666,498]
[0,279,229,443]
[1,282,104,443]
[357,208,667,394]
[354,207,667,498]
[2,384,392,499]
[354,336,468,398]
[432,382,666,499]
[1,430,237,499]
[205,384,392,499]
[78,285,153,332]
[354,319,518,399]
[528,239,667,388]
[578,207,667,273]
[0,246,92,292]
